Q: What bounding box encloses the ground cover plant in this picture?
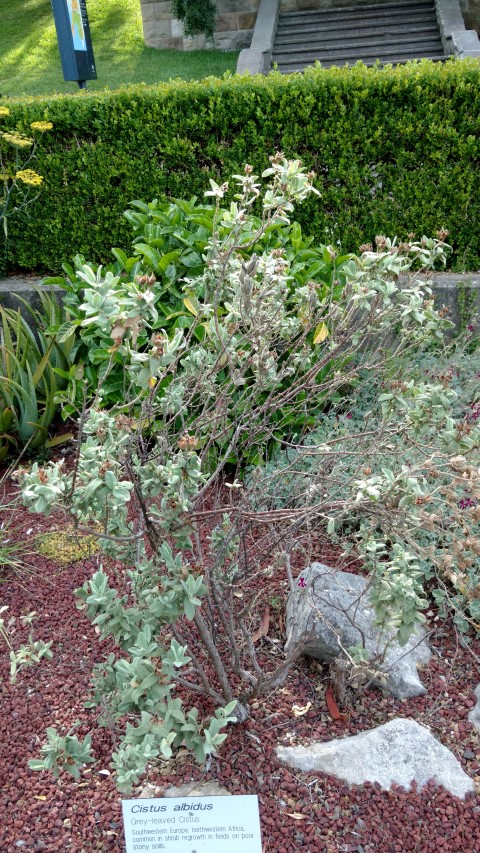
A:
[14,158,480,804]
[254,331,480,638]
[0,0,238,99]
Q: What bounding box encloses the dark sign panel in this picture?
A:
[51,0,97,87]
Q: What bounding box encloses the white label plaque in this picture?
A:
[122,795,262,852]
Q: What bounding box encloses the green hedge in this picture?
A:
[3,59,480,272]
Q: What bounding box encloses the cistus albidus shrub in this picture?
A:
[22,157,476,793]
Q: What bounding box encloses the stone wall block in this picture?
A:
[237,11,257,28]
[154,1,175,19]
[214,29,254,48]
[183,34,208,49]
[140,3,156,22]
[170,18,184,36]
[153,36,184,48]
[215,12,240,31]
[217,0,260,11]
[142,20,161,42]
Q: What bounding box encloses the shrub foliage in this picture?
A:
[21,158,480,792]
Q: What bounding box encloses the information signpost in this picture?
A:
[50,0,97,89]
[122,795,263,852]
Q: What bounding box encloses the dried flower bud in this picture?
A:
[178,433,198,451]
[151,334,165,356]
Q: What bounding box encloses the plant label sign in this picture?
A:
[50,0,97,87]
[122,794,262,852]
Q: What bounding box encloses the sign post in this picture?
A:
[50,0,97,89]
[122,795,263,852]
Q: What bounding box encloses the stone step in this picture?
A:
[274,54,446,71]
[272,0,444,71]
[275,27,442,48]
[277,17,438,38]
[276,2,436,26]
[273,39,444,63]
[276,18,439,39]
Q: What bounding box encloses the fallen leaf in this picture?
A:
[33,795,47,801]
[175,748,190,760]
[252,606,270,644]
[292,701,312,717]
[286,812,307,820]
[326,683,349,721]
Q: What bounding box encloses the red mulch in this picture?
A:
[1,470,480,853]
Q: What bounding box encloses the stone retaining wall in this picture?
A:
[1,276,479,336]
[141,0,479,53]
[461,0,480,31]
[140,0,259,51]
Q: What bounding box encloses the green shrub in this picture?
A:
[49,193,352,422]
[22,158,463,791]
[2,59,480,272]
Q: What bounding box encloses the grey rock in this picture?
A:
[139,781,231,798]
[276,718,474,799]
[164,781,232,797]
[468,684,480,731]
[285,564,431,698]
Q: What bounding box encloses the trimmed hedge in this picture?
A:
[3,59,480,272]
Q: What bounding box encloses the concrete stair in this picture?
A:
[272,0,446,72]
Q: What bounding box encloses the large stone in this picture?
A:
[468,684,480,731]
[139,781,231,798]
[277,718,474,799]
[285,564,431,698]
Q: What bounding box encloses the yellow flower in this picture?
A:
[0,106,10,117]
[15,169,43,187]
[30,121,53,132]
[1,131,33,149]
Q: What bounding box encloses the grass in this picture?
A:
[0,0,239,98]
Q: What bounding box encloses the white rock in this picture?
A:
[285,563,431,698]
[276,718,474,799]
[468,684,480,731]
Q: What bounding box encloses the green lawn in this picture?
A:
[0,0,239,98]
